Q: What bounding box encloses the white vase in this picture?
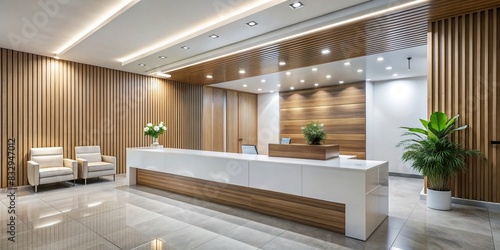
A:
[427,189,452,210]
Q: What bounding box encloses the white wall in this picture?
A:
[257,92,280,155]
[370,77,427,174]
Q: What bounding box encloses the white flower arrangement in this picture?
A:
[144,121,167,138]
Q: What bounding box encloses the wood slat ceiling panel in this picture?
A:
[165,0,500,85]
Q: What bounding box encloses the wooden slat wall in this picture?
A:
[280,82,366,159]
[0,48,203,188]
[137,169,346,234]
[428,8,499,202]
[202,87,226,152]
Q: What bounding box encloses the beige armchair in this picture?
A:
[27,147,77,193]
[75,146,116,185]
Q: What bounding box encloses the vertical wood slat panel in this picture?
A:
[429,8,499,202]
[0,48,204,187]
[279,83,367,159]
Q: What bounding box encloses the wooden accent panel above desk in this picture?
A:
[280,83,366,159]
[268,144,340,160]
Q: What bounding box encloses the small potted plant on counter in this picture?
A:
[397,111,484,210]
[302,121,326,145]
[144,121,167,147]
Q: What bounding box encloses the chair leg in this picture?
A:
[35,185,37,193]
[73,179,76,186]
[113,174,116,181]
[84,179,87,185]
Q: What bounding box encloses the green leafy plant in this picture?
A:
[302,121,326,145]
[397,112,484,191]
[143,121,167,138]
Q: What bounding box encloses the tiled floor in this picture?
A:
[0,175,499,249]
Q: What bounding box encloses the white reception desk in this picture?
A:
[126,147,388,241]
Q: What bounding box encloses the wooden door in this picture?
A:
[238,92,257,152]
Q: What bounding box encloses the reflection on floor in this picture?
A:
[0,176,498,249]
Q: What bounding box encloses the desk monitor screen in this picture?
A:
[242,144,258,154]
[281,137,291,144]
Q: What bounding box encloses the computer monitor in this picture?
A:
[241,144,258,154]
[281,137,291,144]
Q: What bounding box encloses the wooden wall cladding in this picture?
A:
[0,48,203,188]
[280,82,366,159]
[428,8,500,202]
[137,169,346,234]
[203,87,257,153]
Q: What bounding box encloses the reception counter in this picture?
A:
[126,147,388,241]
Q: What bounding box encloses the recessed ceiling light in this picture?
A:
[289,2,304,9]
[258,88,262,91]
[158,56,167,59]
[386,66,392,70]
[155,72,171,78]
[261,79,266,83]
[300,80,305,83]
[377,57,384,61]
[312,68,318,71]
[326,75,331,79]
[339,80,344,84]
[393,73,398,77]
[206,75,213,79]
[138,63,146,67]
[286,72,291,75]
[321,49,330,55]
[344,62,351,66]
[290,86,295,90]
[243,84,248,87]
[367,79,372,81]
[279,61,286,66]
[270,91,274,93]
[209,34,219,39]
[314,83,319,87]
[246,21,258,27]
[54,56,60,59]
[357,69,363,73]
[239,70,246,74]
[277,84,281,87]
[181,46,189,50]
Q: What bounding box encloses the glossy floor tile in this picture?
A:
[0,175,499,249]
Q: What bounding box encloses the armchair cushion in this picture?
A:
[31,155,63,168]
[39,167,74,178]
[75,146,102,163]
[88,162,115,172]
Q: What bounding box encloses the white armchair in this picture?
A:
[75,146,116,185]
[27,147,77,193]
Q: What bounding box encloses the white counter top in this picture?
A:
[127,147,384,171]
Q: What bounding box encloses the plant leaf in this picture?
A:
[429,112,448,133]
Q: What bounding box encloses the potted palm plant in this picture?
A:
[398,112,484,210]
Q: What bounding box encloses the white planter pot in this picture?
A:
[427,189,452,210]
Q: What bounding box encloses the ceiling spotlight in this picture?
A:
[181,46,189,50]
[209,34,219,39]
[158,56,167,59]
[239,70,246,74]
[289,1,304,9]
[138,63,146,67]
[314,83,319,87]
[344,62,351,66]
[261,79,266,83]
[243,84,248,87]
[339,80,344,84]
[206,75,213,79]
[357,69,363,73]
[385,66,392,70]
[277,84,281,87]
[377,57,384,61]
[300,80,305,83]
[257,88,262,91]
[312,68,318,71]
[393,73,399,77]
[321,49,330,55]
[367,79,372,81]
[246,21,258,27]
[279,61,286,66]
[270,91,274,93]
[286,72,291,75]
[290,86,295,90]
[326,75,331,79]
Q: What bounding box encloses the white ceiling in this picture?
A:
[210,45,427,93]
[0,0,426,90]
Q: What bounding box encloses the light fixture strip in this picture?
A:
[55,0,140,56]
[157,0,428,74]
